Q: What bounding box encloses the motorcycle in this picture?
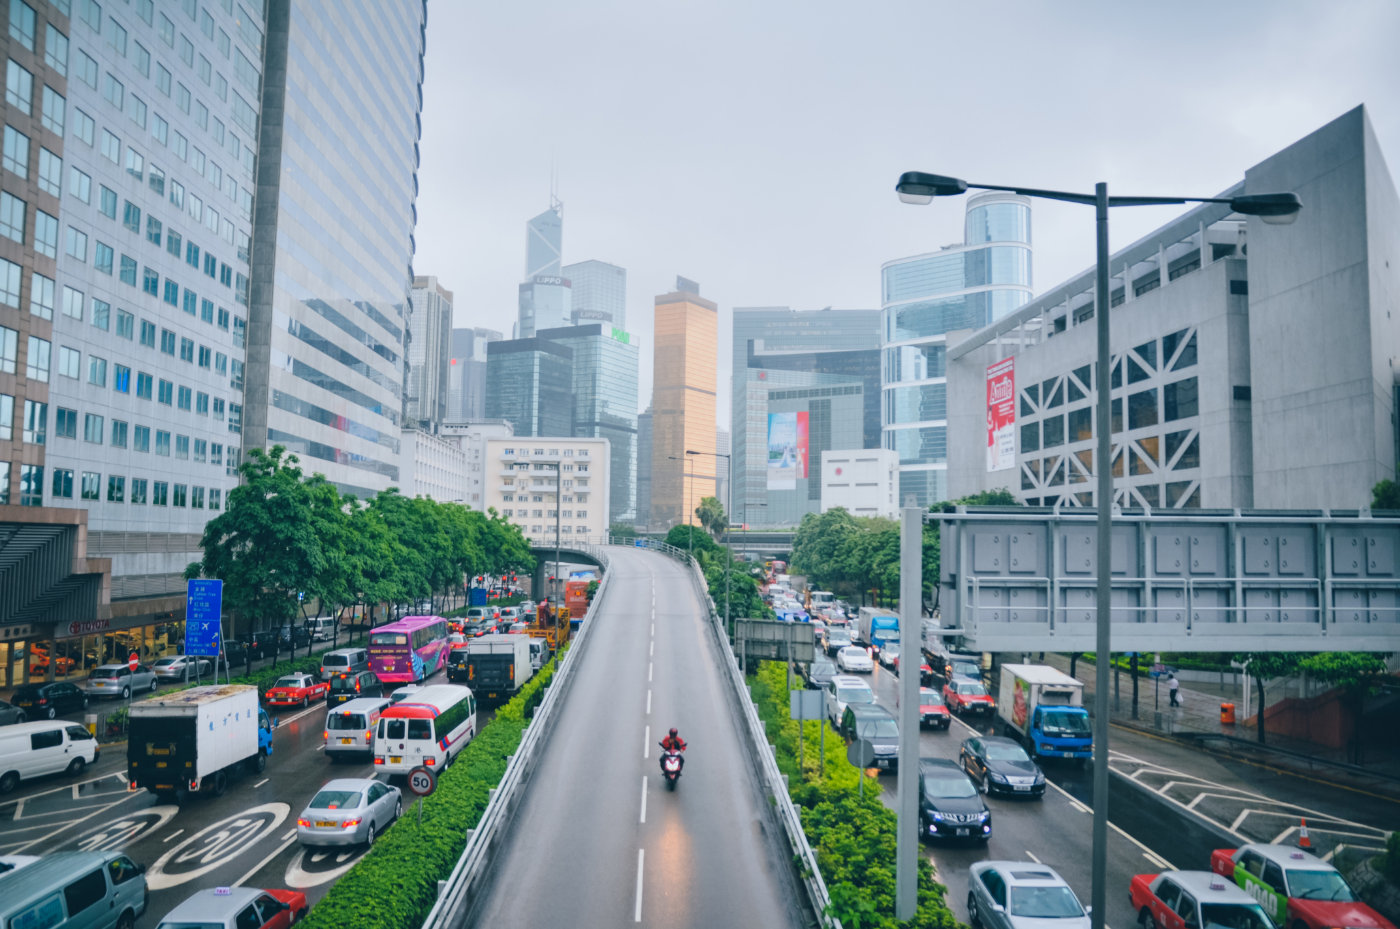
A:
[659,743,684,790]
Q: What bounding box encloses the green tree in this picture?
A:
[185,446,329,636]
[695,496,727,540]
[1297,652,1391,762]
[792,508,860,596]
[609,522,639,540]
[1372,477,1400,510]
[1230,652,1305,744]
[483,508,535,578]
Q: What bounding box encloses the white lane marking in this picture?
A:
[164,829,184,843]
[649,640,654,657]
[315,744,325,752]
[253,779,269,788]
[648,662,653,683]
[646,690,652,715]
[640,776,647,823]
[1025,850,1041,863]
[644,725,650,759]
[1231,809,1251,831]
[634,849,645,922]
[234,835,298,888]
[651,622,655,636]
[1047,779,1175,869]
[282,828,297,840]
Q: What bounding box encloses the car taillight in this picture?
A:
[323,730,329,740]
[374,757,384,765]
[364,729,373,740]
[425,757,435,765]
[341,818,361,828]
[297,818,312,827]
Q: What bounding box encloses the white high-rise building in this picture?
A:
[482,437,611,545]
[407,276,452,429]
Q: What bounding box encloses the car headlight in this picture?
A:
[929,811,943,822]
[1034,773,1045,784]
[978,810,990,820]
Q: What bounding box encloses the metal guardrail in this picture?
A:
[658,540,842,929]
[419,544,612,929]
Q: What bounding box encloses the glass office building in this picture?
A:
[881,191,1032,506]
[484,337,573,438]
[245,0,426,499]
[650,283,716,531]
[731,307,880,528]
[563,258,625,328]
[539,323,638,523]
[517,203,567,337]
[407,275,452,429]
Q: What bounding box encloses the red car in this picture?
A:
[264,672,330,707]
[1211,844,1395,929]
[154,886,308,929]
[1131,870,1275,929]
[916,687,951,730]
[943,678,995,717]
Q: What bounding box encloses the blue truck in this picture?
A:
[856,607,900,655]
[997,664,1092,760]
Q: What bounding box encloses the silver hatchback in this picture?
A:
[296,777,401,847]
[85,664,158,699]
[151,655,213,682]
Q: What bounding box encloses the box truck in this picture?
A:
[453,634,534,707]
[856,607,900,652]
[127,684,274,801]
[997,664,1092,760]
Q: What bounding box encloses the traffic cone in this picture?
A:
[1298,818,1311,849]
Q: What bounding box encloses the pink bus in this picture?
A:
[368,615,450,683]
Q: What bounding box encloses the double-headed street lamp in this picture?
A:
[687,448,732,633]
[893,171,1300,923]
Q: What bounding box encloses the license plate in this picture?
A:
[340,738,354,744]
[1014,785,1031,791]
[956,828,969,836]
[390,756,402,764]
[316,821,336,828]
[877,760,889,768]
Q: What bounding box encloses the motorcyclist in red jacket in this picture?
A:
[660,727,687,771]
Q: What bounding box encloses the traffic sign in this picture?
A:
[185,579,224,657]
[128,653,139,672]
[407,766,436,797]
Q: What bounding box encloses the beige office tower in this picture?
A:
[650,279,717,531]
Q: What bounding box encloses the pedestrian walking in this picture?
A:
[1168,672,1181,707]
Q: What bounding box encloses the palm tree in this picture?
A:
[695,496,727,541]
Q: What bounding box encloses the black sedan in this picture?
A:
[959,735,1046,798]
[805,658,838,690]
[918,758,991,842]
[10,682,88,720]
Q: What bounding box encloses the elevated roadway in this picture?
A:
[464,545,807,928]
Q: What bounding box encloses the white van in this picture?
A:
[527,638,547,673]
[319,647,370,681]
[0,721,100,793]
[0,850,147,929]
[306,618,337,641]
[324,697,391,761]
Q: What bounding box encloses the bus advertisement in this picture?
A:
[368,615,450,683]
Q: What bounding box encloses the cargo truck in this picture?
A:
[454,634,534,707]
[997,664,1092,761]
[856,607,900,653]
[127,684,274,801]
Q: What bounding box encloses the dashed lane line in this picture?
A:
[640,776,647,824]
[634,849,645,922]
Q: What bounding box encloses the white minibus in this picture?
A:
[372,684,476,775]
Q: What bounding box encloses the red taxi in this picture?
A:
[264,672,330,707]
[917,687,951,730]
[943,677,996,717]
[1210,844,1395,929]
[1130,871,1275,929]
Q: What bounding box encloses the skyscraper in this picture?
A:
[245,0,427,499]
[484,337,573,437]
[539,323,638,523]
[563,259,626,328]
[881,191,1032,506]
[447,326,499,422]
[650,278,717,530]
[636,406,652,531]
[407,275,452,430]
[731,307,881,527]
[516,201,569,337]
[525,202,561,279]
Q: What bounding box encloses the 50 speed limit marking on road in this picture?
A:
[146,802,290,890]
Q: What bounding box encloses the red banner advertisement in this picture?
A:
[986,357,1016,472]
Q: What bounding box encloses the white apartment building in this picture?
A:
[398,428,468,504]
[821,448,900,519]
[482,437,610,545]
[441,419,512,510]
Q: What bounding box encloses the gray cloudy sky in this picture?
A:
[414,0,1400,419]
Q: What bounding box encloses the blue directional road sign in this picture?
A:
[185,579,224,657]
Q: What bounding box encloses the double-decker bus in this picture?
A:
[372,684,476,774]
[367,615,450,683]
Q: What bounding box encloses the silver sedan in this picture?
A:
[296,778,402,847]
[967,861,1090,929]
[151,656,213,682]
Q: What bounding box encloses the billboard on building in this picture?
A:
[986,357,1016,472]
[768,411,809,490]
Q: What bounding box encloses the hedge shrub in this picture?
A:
[297,650,563,929]
[749,661,958,929]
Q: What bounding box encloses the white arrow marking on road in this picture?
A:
[75,806,179,852]
[634,849,644,922]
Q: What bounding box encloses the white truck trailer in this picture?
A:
[996,664,1092,760]
[127,684,273,801]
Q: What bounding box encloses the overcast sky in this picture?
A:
[414,0,1400,419]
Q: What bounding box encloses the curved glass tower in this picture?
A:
[881,192,1032,505]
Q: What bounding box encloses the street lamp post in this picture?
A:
[667,454,695,555]
[537,460,563,607]
[688,448,732,633]
[895,170,1300,924]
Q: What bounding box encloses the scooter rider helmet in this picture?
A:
[669,728,678,738]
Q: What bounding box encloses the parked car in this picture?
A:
[840,704,900,771]
[944,677,996,717]
[222,640,249,668]
[824,674,875,726]
[153,885,307,929]
[296,777,402,847]
[1210,843,1394,929]
[152,655,213,682]
[324,698,391,761]
[0,721,100,792]
[0,699,26,726]
[327,670,384,707]
[919,757,992,842]
[967,861,1091,929]
[277,625,311,649]
[837,645,874,673]
[1130,871,1276,929]
[12,681,89,719]
[263,672,330,708]
[960,736,1046,797]
[85,664,159,699]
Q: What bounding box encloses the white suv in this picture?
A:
[824,674,875,726]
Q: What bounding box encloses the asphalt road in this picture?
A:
[464,546,808,929]
[0,670,463,928]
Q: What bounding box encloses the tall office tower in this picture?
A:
[731,307,881,527]
[245,0,426,499]
[715,428,729,518]
[881,191,1032,506]
[650,278,717,531]
[539,323,638,524]
[446,326,500,422]
[635,406,652,530]
[484,337,572,437]
[562,259,626,328]
[516,201,569,337]
[2,0,271,679]
[407,275,452,430]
